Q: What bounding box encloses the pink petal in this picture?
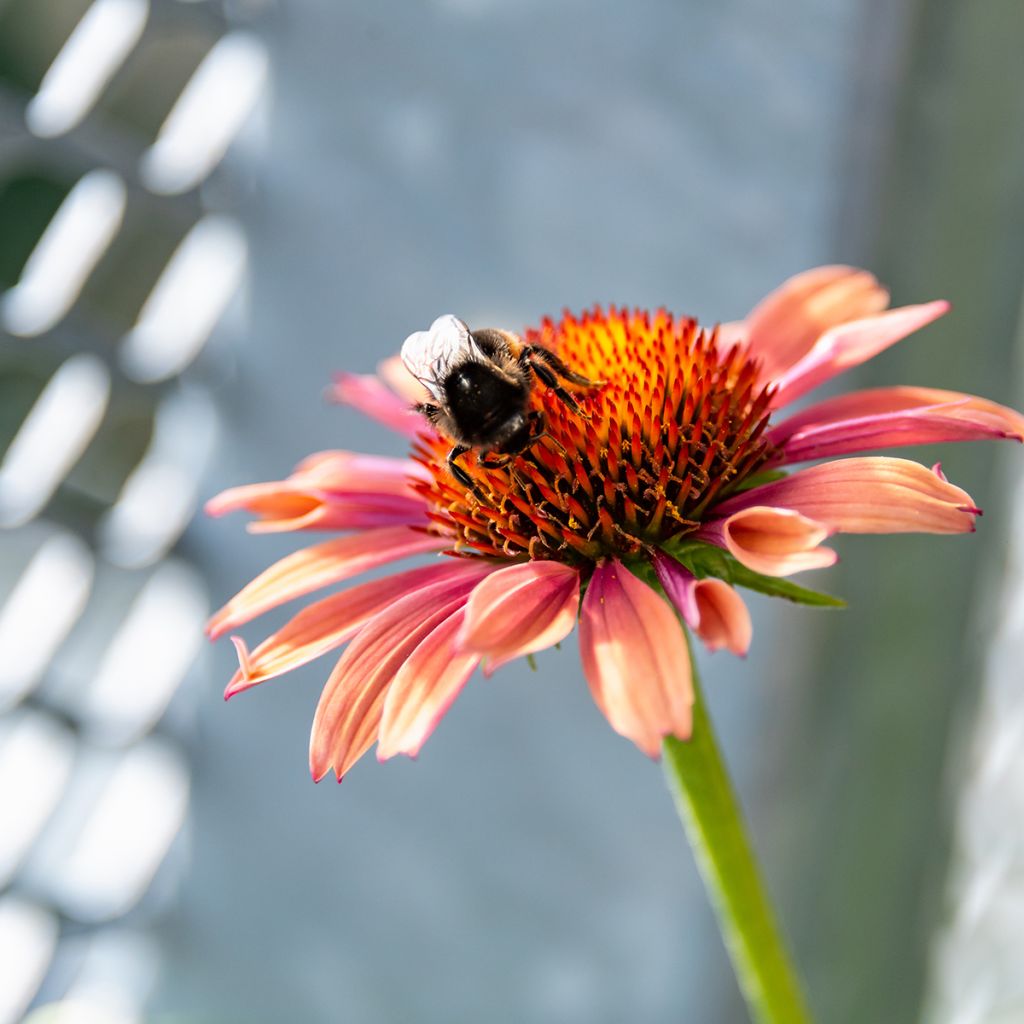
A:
[742,266,890,380]
[578,560,693,757]
[205,480,327,522]
[206,525,447,638]
[699,506,838,577]
[292,450,430,492]
[223,561,487,697]
[715,457,979,534]
[376,607,480,760]
[457,560,580,673]
[769,301,950,409]
[377,355,431,404]
[247,493,429,534]
[714,320,746,354]
[329,371,424,437]
[205,479,426,533]
[767,385,1024,463]
[309,569,490,781]
[653,552,752,655]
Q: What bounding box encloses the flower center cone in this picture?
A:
[413,307,776,564]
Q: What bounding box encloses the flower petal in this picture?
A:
[653,552,752,654]
[699,506,838,577]
[376,607,480,761]
[205,479,427,533]
[742,266,889,379]
[329,371,423,437]
[578,560,693,757]
[715,457,979,534]
[223,561,487,697]
[309,568,490,781]
[457,560,580,673]
[767,385,1024,462]
[769,301,949,409]
[292,450,431,492]
[206,525,447,638]
[377,354,431,404]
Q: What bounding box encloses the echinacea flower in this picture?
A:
[207,266,1024,781]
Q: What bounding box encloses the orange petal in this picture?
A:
[705,506,838,577]
[653,553,752,654]
[715,457,979,534]
[223,561,488,697]
[578,560,693,757]
[207,525,446,638]
[770,301,949,408]
[743,266,890,380]
[376,607,480,760]
[457,560,580,672]
[205,478,425,533]
[692,579,753,656]
[309,569,489,781]
[205,481,322,522]
[767,384,1024,462]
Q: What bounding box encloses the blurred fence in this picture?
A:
[0,2,265,1020]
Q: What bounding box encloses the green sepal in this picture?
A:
[658,539,846,609]
[723,467,789,494]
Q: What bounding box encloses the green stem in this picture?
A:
[663,659,812,1024]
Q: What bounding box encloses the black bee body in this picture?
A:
[401,315,601,489]
[437,328,532,456]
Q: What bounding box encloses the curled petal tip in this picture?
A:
[230,636,252,679]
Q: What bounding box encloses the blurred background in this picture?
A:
[0,1,1021,1022]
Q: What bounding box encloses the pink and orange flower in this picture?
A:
[207,266,1024,780]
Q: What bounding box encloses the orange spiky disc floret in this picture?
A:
[411,306,776,565]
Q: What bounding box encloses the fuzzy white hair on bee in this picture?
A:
[401,314,485,399]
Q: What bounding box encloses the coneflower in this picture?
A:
[207,265,1023,783]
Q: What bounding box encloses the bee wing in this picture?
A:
[401,314,474,399]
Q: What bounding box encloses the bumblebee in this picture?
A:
[401,314,601,489]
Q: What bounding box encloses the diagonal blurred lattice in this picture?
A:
[0,2,266,1020]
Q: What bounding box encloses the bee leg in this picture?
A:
[446,445,476,490]
[478,450,532,496]
[522,350,602,417]
[522,346,605,389]
[521,409,567,458]
[525,357,583,413]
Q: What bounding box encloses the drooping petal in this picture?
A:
[376,607,480,760]
[223,561,488,697]
[769,301,950,409]
[457,560,580,673]
[292,450,431,493]
[329,371,423,437]
[715,457,979,534]
[699,507,838,577]
[653,552,752,655]
[309,568,491,781]
[741,266,890,380]
[206,525,447,638]
[578,560,693,757]
[767,385,1024,463]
